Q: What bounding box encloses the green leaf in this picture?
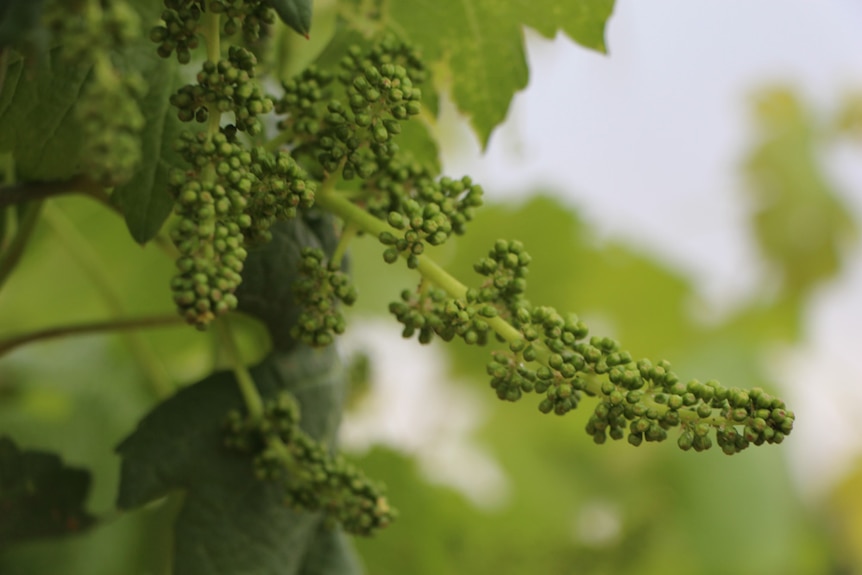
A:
[110,1,185,243]
[110,57,182,244]
[268,0,314,37]
[116,345,349,575]
[237,213,340,352]
[298,523,362,575]
[0,436,95,546]
[0,51,91,181]
[745,88,858,298]
[380,0,615,145]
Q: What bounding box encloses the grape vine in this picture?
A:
[0,0,801,572]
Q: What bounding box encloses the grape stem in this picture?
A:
[0,314,184,357]
[217,317,264,420]
[315,187,520,344]
[314,187,720,425]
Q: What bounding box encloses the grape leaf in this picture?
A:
[267,0,314,37]
[0,436,95,546]
[379,0,615,145]
[0,51,91,181]
[110,54,182,242]
[298,523,362,575]
[109,0,185,243]
[116,345,349,575]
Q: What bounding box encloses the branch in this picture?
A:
[0,314,184,357]
[0,176,102,209]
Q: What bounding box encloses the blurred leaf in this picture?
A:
[116,345,348,575]
[745,88,857,298]
[298,522,362,575]
[0,436,95,546]
[0,0,46,50]
[834,92,862,139]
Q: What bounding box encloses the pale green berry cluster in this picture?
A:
[290,248,357,347]
[170,46,273,135]
[377,176,483,268]
[150,0,203,64]
[273,34,425,180]
[274,66,334,153]
[223,392,395,536]
[168,130,314,327]
[210,0,275,40]
[391,237,794,454]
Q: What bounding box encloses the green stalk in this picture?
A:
[216,317,264,420]
[313,187,720,424]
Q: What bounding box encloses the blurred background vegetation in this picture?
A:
[3,5,862,575]
[1,84,860,574]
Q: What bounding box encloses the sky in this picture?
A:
[342,0,862,502]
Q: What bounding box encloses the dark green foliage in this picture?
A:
[265,0,313,37]
[299,524,362,575]
[0,51,92,181]
[116,346,353,575]
[0,0,47,52]
[0,437,95,546]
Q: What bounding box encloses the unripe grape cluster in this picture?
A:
[160,12,314,327]
[274,34,426,180]
[210,0,275,40]
[167,129,314,327]
[171,46,273,135]
[150,0,204,63]
[274,66,334,152]
[378,176,484,268]
[290,248,357,347]
[392,238,795,454]
[223,392,395,536]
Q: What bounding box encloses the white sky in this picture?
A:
[434,0,862,497]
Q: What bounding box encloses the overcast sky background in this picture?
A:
[431,0,862,497]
